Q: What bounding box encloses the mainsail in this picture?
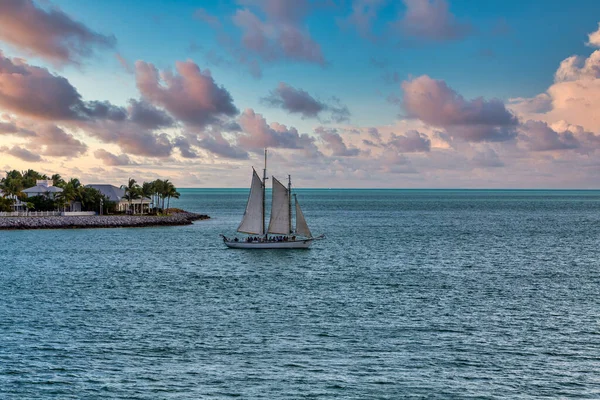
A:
[267,177,290,234]
[295,196,312,238]
[237,169,264,234]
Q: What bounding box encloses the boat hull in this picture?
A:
[223,239,313,249]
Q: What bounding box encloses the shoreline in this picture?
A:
[0,211,209,231]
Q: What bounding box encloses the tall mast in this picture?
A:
[262,148,267,237]
[288,174,292,234]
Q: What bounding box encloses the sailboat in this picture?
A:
[221,149,323,249]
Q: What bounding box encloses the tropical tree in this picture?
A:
[0,196,13,212]
[165,181,180,212]
[51,173,66,188]
[121,178,141,214]
[140,181,154,214]
[21,169,47,189]
[56,182,78,211]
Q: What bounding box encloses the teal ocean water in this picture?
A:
[2,189,600,398]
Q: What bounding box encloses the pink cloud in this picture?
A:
[93,149,133,166]
[520,120,580,151]
[315,127,360,156]
[231,0,324,66]
[510,26,600,133]
[387,130,431,152]
[393,0,472,42]
[0,0,115,64]
[238,108,321,157]
[196,130,249,160]
[0,145,43,162]
[401,75,518,142]
[135,60,238,128]
[37,124,87,157]
[0,50,85,120]
[82,119,173,158]
[587,23,600,47]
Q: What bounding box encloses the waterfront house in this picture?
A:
[0,190,26,211]
[86,184,152,213]
[22,180,63,199]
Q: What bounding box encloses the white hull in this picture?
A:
[223,238,314,249]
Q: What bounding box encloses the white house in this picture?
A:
[86,184,152,213]
[0,190,26,211]
[22,180,63,199]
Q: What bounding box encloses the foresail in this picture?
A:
[237,169,264,234]
[267,177,290,234]
[295,197,312,238]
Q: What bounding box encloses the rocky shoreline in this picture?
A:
[0,211,209,230]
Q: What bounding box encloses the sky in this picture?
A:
[1,0,600,188]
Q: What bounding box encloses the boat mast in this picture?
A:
[288,174,292,235]
[263,148,267,237]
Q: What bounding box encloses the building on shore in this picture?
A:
[22,180,63,199]
[0,190,26,211]
[86,184,152,213]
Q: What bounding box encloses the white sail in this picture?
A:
[237,169,264,234]
[268,177,290,234]
[295,196,312,238]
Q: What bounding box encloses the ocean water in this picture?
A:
[2,189,600,398]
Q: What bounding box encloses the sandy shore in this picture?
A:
[0,211,209,230]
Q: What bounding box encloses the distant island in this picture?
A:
[0,169,208,230]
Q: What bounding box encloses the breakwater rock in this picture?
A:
[0,211,209,230]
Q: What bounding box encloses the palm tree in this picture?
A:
[140,181,154,214]
[121,178,141,214]
[51,174,66,188]
[165,182,180,212]
[56,183,77,211]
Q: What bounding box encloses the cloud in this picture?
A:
[0,50,129,122]
[339,0,386,40]
[0,145,43,162]
[262,82,350,122]
[316,127,360,156]
[393,0,472,43]
[472,148,504,168]
[401,75,518,142]
[554,51,600,82]
[0,50,86,120]
[93,149,133,166]
[0,0,115,64]
[196,131,249,159]
[510,25,600,133]
[0,117,86,158]
[173,136,199,158]
[115,53,133,73]
[387,130,431,152]
[238,108,321,156]
[508,93,552,115]
[127,99,175,129]
[587,23,600,47]
[83,119,174,157]
[135,60,238,128]
[37,124,87,157]
[231,0,324,67]
[520,120,580,152]
[0,120,36,137]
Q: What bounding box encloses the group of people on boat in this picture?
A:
[244,235,296,243]
[223,235,298,243]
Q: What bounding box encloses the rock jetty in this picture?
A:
[0,211,209,230]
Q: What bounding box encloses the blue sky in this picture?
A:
[1,0,600,187]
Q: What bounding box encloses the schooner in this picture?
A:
[221,149,323,249]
